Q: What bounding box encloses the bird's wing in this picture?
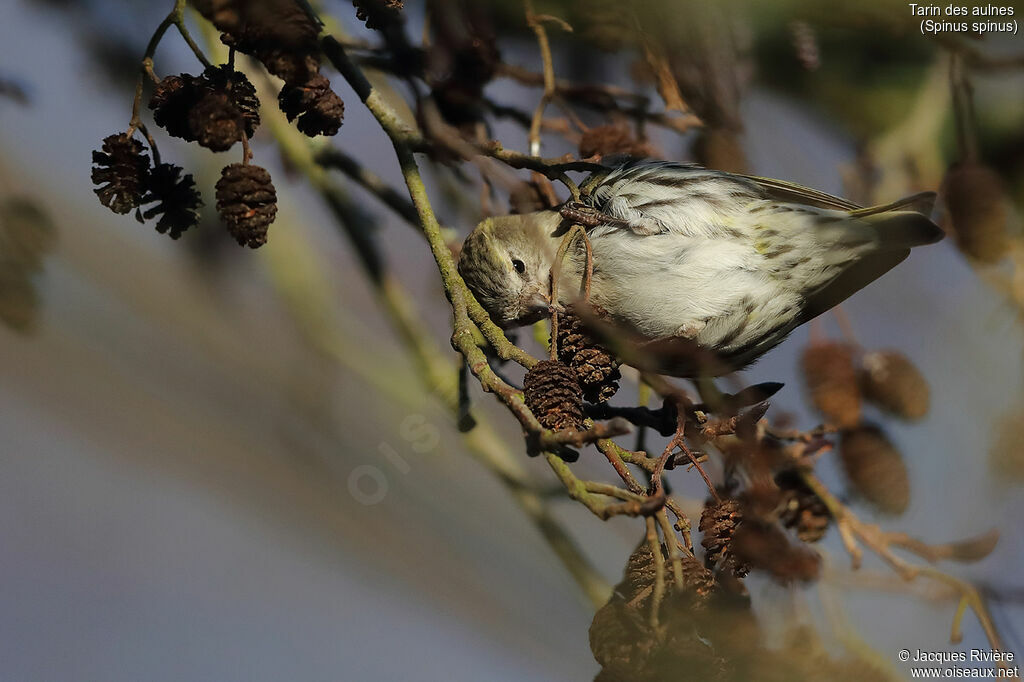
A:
[734,174,938,217]
[580,161,764,237]
[849,192,937,217]
[581,161,937,238]
[734,173,863,211]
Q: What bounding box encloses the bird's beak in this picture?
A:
[523,291,552,316]
[515,287,564,326]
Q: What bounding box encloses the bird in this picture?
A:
[457,161,943,377]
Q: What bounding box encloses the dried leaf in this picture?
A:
[946,528,1000,563]
[640,39,688,114]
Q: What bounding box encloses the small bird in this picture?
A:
[458,161,943,377]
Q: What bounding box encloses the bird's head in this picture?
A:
[458,211,562,328]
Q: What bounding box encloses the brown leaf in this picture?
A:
[640,39,688,114]
[946,528,1000,563]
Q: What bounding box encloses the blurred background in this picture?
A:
[1,0,1024,680]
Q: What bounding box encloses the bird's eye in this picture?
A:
[511,258,526,274]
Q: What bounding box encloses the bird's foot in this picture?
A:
[559,201,630,229]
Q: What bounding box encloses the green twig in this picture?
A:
[202,22,613,609]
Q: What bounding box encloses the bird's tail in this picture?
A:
[800,194,943,323]
[860,208,945,250]
[852,191,943,249]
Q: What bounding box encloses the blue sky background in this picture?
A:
[1,1,1023,680]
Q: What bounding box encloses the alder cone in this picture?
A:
[91,133,150,215]
[942,162,1011,264]
[859,350,929,420]
[578,124,655,161]
[523,360,584,431]
[138,163,203,239]
[150,67,260,147]
[193,0,323,83]
[591,540,726,681]
[839,424,910,515]
[201,66,261,138]
[149,75,196,141]
[731,522,821,584]
[699,498,749,578]
[801,341,861,428]
[509,178,556,215]
[189,92,247,152]
[621,542,716,608]
[215,163,278,248]
[278,74,345,137]
[589,599,656,680]
[775,469,830,543]
[555,306,621,403]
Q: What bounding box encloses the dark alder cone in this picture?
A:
[676,554,717,603]
[732,522,822,584]
[91,133,150,214]
[775,469,830,543]
[578,124,656,161]
[859,350,930,420]
[572,348,622,404]
[189,0,240,32]
[353,0,404,30]
[278,74,344,137]
[149,75,197,141]
[523,360,584,431]
[189,92,246,152]
[699,498,750,578]
[431,37,501,130]
[509,179,557,215]
[138,163,203,239]
[738,472,784,523]
[555,306,621,403]
[839,424,910,515]
[215,163,278,248]
[193,0,322,83]
[260,49,323,85]
[801,340,861,428]
[589,599,656,681]
[941,162,1010,263]
[591,542,725,682]
[201,65,260,138]
[652,599,734,682]
[621,542,716,608]
[150,67,259,147]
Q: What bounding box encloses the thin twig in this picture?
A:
[524,0,561,157]
[222,26,613,609]
[546,453,664,520]
[657,510,685,588]
[801,470,1011,668]
[646,516,666,627]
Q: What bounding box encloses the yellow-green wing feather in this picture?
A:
[849,191,936,217]
[738,173,937,217]
[736,173,863,211]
